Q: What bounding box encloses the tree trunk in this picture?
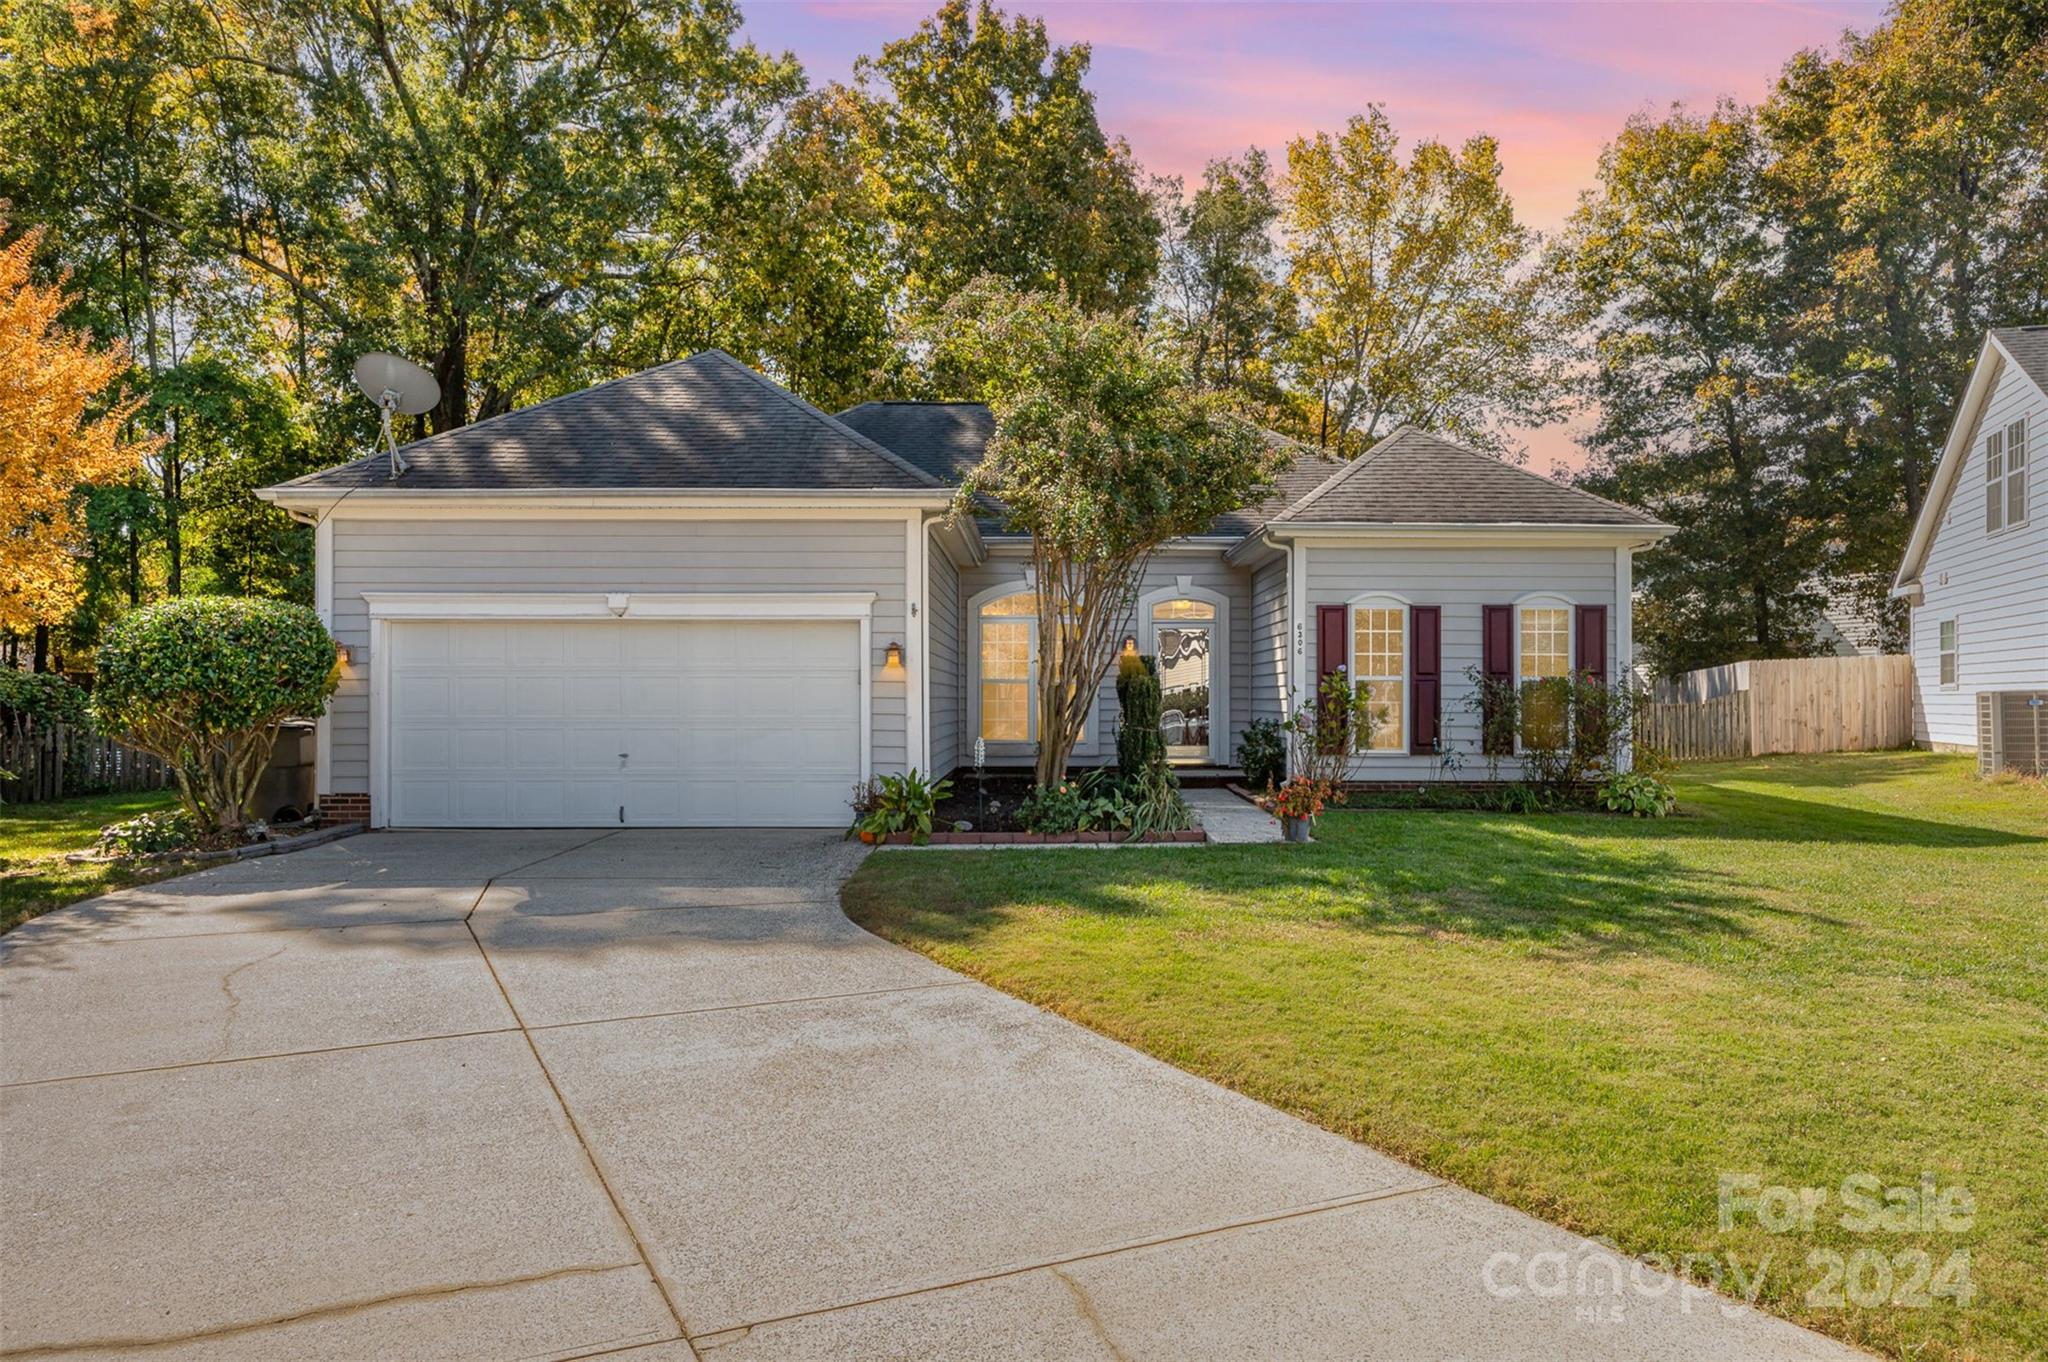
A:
[33,625,50,674]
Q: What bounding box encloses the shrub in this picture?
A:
[1237,718,1286,793]
[96,808,202,856]
[849,769,952,844]
[91,597,338,837]
[1282,667,1376,793]
[1115,653,1165,778]
[1599,769,1676,818]
[0,670,89,727]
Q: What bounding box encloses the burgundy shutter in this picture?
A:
[1410,606,1441,754]
[1481,605,1513,755]
[1317,605,1348,684]
[1316,605,1349,755]
[1575,604,1609,685]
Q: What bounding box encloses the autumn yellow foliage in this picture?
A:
[0,225,150,635]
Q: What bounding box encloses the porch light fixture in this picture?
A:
[882,640,906,677]
[1121,635,1138,658]
[334,642,353,666]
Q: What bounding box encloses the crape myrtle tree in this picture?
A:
[919,277,1280,785]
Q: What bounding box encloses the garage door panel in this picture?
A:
[387,618,863,827]
[511,675,567,720]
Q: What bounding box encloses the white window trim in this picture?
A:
[1991,417,2029,535]
[1938,617,1959,690]
[1343,591,1410,757]
[968,579,1040,750]
[360,591,875,830]
[1137,582,1231,764]
[1513,592,1577,755]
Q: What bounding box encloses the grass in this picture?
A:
[843,752,2048,1362]
[0,788,190,934]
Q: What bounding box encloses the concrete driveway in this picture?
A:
[1,830,1860,1361]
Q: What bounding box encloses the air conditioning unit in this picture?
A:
[1977,691,2047,776]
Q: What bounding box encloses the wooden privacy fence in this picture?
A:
[1637,655,1913,762]
[1638,692,1752,762]
[0,724,170,803]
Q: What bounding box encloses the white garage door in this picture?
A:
[386,618,863,827]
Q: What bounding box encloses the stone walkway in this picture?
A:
[1185,785,1286,843]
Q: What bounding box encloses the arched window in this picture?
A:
[977,590,1038,742]
[1348,598,1406,752]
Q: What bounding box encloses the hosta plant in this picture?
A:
[1598,769,1677,818]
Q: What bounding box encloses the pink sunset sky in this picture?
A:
[740,0,1889,472]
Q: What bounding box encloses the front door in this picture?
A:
[1149,598,1217,763]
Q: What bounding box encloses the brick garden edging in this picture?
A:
[875,828,1207,846]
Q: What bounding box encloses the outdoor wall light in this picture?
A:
[334,642,353,666]
[1121,635,1138,657]
[882,640,906,676]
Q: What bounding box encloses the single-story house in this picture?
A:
[257,351,1674,827]
[1893,325,2048,770]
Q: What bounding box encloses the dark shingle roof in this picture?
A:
[1213,431,1349,535]
[835,402,994,485]
[271,351,942,494]
[834,403,1343,537]
[1994,326,2048,396]
[1271,426,1661,527]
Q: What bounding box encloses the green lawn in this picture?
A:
[843,752,2048,1362]
[0,788,189,935]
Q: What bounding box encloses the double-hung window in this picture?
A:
[1988,419,2028,533]
[1939,619,1958,688]
[1350,604,1405,752]
[1519,605,1572,749]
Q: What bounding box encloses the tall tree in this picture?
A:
[132,0,799,434]
[858,0,1160,317]
[0,226,152,662]
[1280,107,1566,456]
[1154,150,1292,420]
[683,88,901,411]
[1557,104,1828,676]
[1762,0,2048,640]
[917,278,1277,783]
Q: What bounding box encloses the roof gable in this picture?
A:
[269,351,943,496]
[1895,326,2048,591]
[1271,426,1661,528]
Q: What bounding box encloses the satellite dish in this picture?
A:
[352,352,440,478]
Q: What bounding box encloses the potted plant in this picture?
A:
[1269,777,1330,842]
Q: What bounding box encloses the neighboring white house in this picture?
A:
[257,352,1673,828]
[1893,326,2048,767]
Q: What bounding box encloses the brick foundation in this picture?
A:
[317,793,372,827]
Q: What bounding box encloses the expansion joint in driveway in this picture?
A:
[686,1179,1447,1347]
[454,827,698,1357]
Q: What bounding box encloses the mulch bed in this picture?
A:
[933,774,1038,833]
[907,772,1207,844]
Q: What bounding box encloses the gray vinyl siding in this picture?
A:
[1250,557,1290,726]
[1302,543,1621,780]
[325,517,909,792]
[954,547,1255,769]
[1908,360,2048,748]
[927,542,962,777]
